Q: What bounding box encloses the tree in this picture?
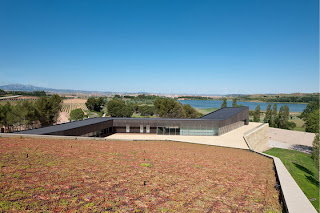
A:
[20,101,37,127]
[276,105,296,130]
[70,108,85,121]
[85,97,105,112]
[49,94,62,121]
[232,98,237,107]
[138,105,155,116]
[264,104,272,124]
[312,134,319,167]
[107,99,133,117]
[221,98,227,108]
[183,104,200,118]
[253,105,260,122]
[0,89,5,96]
[277,106,286,128]
[35,95,62,127]
[300,101,319,120]
[304,109,319,133]
[284,105,290,121]
[271,104,277,127]
[299,101,320,133]
[86,97,96,111]
[131,104,139,113]
[6,104,22,128]
[0,102,13,130]
[154,98,185,118]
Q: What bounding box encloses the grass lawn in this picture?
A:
[196,108,218,115]
[84,110,100,118]
[264,148,319,211]
[0,138,282,212]
[292,127,306,132]
[131,113,157,118]
[291,119,305,132]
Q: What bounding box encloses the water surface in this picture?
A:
[178,100,307,112]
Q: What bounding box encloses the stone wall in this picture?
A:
[243,123,269,152]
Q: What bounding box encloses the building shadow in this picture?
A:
[305,175,319,187]
[290,145,313,154]
[292,162,313,176]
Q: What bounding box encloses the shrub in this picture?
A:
[312,134,319,167]
[70,108,85,121]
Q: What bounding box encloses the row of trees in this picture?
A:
[253,104,296,129]
[242,94,319,103]
[249,101,319,132]
[105,98,201,118]
[261,101,319,133]
[0,89,46,97]
[220,98,243,108]
[0,95,62,132]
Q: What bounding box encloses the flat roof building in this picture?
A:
[14,107,249,137]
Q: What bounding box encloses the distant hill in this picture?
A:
[0,84,111,95]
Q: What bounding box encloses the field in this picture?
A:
[264,148,319,211]
[61,99,88,114]
[0,137,282,212]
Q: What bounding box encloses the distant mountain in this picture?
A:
[0,84,111,94]
[0,84,47,92]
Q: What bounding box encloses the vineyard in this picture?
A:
[61,103,88,114]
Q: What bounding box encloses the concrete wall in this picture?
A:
[256,152,317,213]
[218,121,244,135]
[243,123,269,152]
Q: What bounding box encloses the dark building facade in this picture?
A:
[14,107,249,137]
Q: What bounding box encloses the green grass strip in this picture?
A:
[264,148,319,211]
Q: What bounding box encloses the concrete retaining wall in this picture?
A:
[243,123,269,152]
[255,151,317,213]
[244,124,317,212]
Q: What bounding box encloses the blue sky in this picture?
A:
[0,0,318,94]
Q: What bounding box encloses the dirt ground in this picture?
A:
[57,112,70,124]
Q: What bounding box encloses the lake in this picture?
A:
[178,100,307,112]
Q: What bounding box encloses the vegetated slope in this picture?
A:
[264,148,319,211]
[0,138,282,212]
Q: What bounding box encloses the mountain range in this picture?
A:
[0,84,113,95]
